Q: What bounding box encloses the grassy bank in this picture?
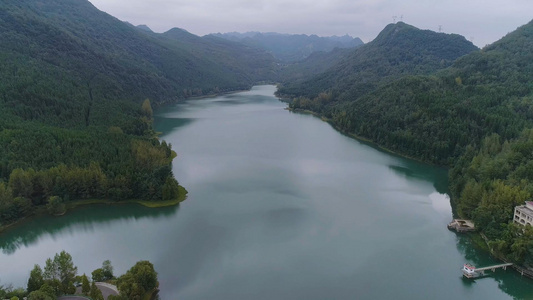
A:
[0,186,188,233]
[66,185,188,209]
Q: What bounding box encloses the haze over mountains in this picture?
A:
[211,31,364,62]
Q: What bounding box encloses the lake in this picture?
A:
[1,85,532,299]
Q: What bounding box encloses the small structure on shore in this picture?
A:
[461,262,513,279]
[448,219,475,232]
[462,264,479,278]
[514,201,533,226]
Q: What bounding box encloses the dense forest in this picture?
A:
[278,47,355,84]
[0,0,280,227]
[450,131,533,265]
[278,22,478,102]
[280,20,533,265]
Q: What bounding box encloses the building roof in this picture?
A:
[517,204,533,216]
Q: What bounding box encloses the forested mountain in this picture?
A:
[0,0,279,127]
[278,22,478,100]
[281,19,533,265]
[279,47,355,83]
[211,31,363,62]
[293,20,532,165]
[0,0,278,227]
[160,28,279,84]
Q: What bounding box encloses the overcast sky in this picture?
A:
[88,0,533,47]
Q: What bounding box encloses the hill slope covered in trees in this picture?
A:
[0,0,278,227]
[278,22,478,101]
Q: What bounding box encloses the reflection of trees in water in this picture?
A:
[454,233,533,298]
[454,234,480,262]
[387,164,448,195]
[0,204,179,254]
[494,273,533,299]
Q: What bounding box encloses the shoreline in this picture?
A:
[286,107,444,168]
[0,186,188,234]
[157,82,279,107]
[285,105,533,281]
[156,82,278,107]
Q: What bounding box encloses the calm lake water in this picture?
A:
[1,85,532,299]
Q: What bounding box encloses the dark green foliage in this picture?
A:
[278,22,478,101]
[65,281,76,295]
[280,20,533,166]
[4,288,26,299]
[162,177,181,201]
[92,268,105,282]
[0,1,278,126]
[92,261,114,282]
[279,48,355,83]
[27,265,44,293]
[81,274,90,295]
[90,282,104,300]
[0,0,279,226]
[117,260,158,299]
[450,130,533,264]
[36,284,55,299]
[46,196,65,216]
[42,251,77,292]
[6,253,156,300]
[162,29,280,84]
[27,290,53,300]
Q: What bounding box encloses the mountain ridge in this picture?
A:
[278,22,478,100]
[211,31,363,62]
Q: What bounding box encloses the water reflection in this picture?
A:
[388,164,448,194]
[154,117,196,134]
[0,204,178,254]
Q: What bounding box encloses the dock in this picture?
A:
[462,263,513,278]
[448,219,475,232]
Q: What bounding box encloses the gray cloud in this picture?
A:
[89,0,533,47]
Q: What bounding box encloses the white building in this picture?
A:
[514,201,533,226]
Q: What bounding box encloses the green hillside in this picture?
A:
[278,22,478,101]
[161,28,279,85]
[0,0,277,227]
[279,47,354,83]
[321,21,533,165]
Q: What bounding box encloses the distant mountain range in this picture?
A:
[211,31,363,62]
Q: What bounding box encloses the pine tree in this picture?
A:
[81,274,90,295]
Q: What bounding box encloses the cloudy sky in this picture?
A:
[88,0,532,47]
